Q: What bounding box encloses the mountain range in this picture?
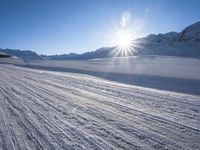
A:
[1,21,200,60]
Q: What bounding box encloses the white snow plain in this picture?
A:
[23,56,200,80]
[0,64,200,150]
[4,56,199,95]
[1,56,200,80]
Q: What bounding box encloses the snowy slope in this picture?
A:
[177,21,200,42]
[0,64,199,149]
[135,22,200,57]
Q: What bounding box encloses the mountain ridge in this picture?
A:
[1,21,200,60]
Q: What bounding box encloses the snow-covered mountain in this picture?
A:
[134,21,200,57]
[0,49,43,61]
[51,21,200,59]
[177,21,200,42]
[0,21,200,60]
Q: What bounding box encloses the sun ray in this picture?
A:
[109,29,138,57]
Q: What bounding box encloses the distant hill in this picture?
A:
[47,47,117,60]
[0,49,43,61]
[1,21,200,60]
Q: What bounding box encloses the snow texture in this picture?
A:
[0,64,199,150]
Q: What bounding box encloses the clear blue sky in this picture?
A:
[0,0,200,54]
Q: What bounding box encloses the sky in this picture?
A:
[0,0,200,55]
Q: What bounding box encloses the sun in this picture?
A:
[110,29,137,57]
[116,29,133,50]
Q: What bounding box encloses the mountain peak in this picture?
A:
[178,21,200,42]
[183,21,200,31]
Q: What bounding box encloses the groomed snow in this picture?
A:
[0,64,199,149]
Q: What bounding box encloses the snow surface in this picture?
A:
[1,56,200,95]
[15,56,200,80]
[0,64,199,149]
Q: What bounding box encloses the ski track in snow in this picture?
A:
[0,64,199,150]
